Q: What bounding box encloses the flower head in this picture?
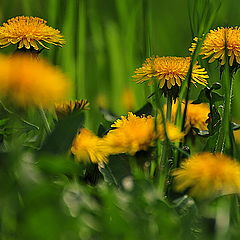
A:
[190,27,240,66]
[103,112,155,155]
[0,54,70,108]
[102,112,184,155]
[0,16,65,50]
[55,100,89,118]
[172,152,240,198]
[71,128,109,163]
[133,57,208,90]
[170,101,210,133]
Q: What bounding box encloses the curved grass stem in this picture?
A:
[39,106,51,135]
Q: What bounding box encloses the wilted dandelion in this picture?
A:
[0,16,65,50]
[190,27,240,66]
[55,100,89,118]
[172,152,240,198]
[103,112,184,155]
[71,128,109,163]
[0,54,70,108]
[133,57,208,89]
[170,101,210,133]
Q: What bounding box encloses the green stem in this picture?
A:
[158,95,172,197]
[166,95,172,122]
[215,196,231,240]
[39,107,51,135]
[0,101,39,130]
[215,55,233,154]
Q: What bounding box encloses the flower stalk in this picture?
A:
[215,35,234,154]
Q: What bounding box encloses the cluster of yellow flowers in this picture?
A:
[1,15,240,201]
[71,112,184,162]
[0,16,69,108]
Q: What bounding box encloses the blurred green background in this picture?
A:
[1,0,240,128]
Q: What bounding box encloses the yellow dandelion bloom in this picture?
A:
[170,101,210,133]
[102,112,184,155]
[172,152,240,198]
[190,27,240,66]
[103,112,155,155]
[0,54,70,108]
[55,100,89,118]
[133,57,208,89]
[0,16,65,50]
[71,128,109,163]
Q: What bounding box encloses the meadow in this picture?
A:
[0,0,240,239]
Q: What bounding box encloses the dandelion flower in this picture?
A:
[190,27,240,66]
[0,54,70,108]
[103,112,155,155]
[71,128,109,163]
[172,152,240,198]
[55,100,89,118]
[170,101,210,133]
[133,57,208,89]
[0,16,65,50]
[103,112,184,155]
[157,122,184,142]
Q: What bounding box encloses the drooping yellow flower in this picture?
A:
[71,128,109,163]
[190,27,240,66]
[0,16,65,50]
[170,101,210,133]
[55,100,89,118]
[172,152,240,198]
[133,57,208,89]
[102,112,184,155]
[0,54,70,108]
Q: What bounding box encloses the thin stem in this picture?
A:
[215,196,231,240]
[215,34,233,154]
[158,95,172,197]
[0,101,39,130]
[39,107,51,135]
[166,96,172,122]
